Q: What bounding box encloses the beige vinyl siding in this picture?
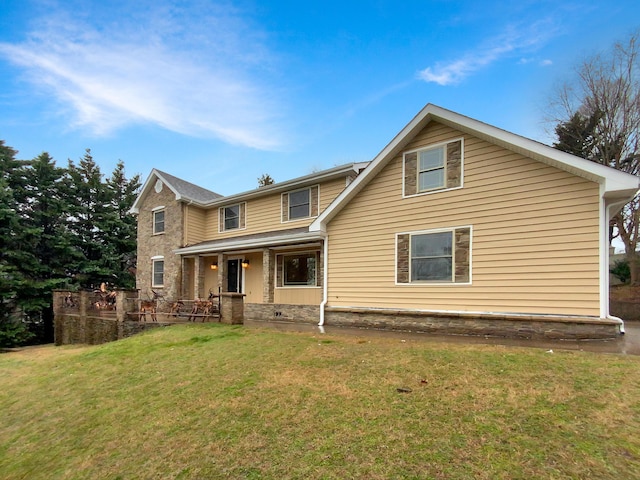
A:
[326,121,602,316]
[201,177,349,240]
[274,288,322,305]
[243,252,263,303]
[184,205,207,245]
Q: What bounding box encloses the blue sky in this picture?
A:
[0,0,638,195]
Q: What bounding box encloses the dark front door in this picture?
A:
[227,259,241,293]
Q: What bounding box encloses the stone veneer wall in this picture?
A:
[324,307,621,340]
[245,303,319,324]
[135,179,184,301]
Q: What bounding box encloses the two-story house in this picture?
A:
[132,104,639,339]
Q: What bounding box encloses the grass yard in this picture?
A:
[1,323,639,479]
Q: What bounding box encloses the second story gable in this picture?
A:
[132,163,368,249]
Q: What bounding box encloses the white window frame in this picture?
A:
[402,138,464,198]
[276,251,319,288]
[152,206,165,235]
[151,256,165,288]
[287,188,311,220]
[395,226,472,286]
[219,203,245,232]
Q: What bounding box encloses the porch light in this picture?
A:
[241,259,250,269]
[210,263,218,270]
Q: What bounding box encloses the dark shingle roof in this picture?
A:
[155,169,223,203]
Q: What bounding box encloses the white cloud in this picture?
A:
[540,59,553,66]
[0,2,285,150]
[418,21,556,86]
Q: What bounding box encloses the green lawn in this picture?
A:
[1,323,639,479]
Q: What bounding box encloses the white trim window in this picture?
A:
[152,257,165,287]
[418,146,446,192]
[403,138,463,197]
[276,252,319,287]
[282,185,319,222]
[219,203,246,232]
[152,208,165,234]
[289,188,311,219]
[396,226,471,284]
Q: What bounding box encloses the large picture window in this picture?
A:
[283,253,317,286]
[397,227,471,284]
[152,258,164,287]
[411,231,452,281]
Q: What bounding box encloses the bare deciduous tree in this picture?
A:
[549,31,640,284]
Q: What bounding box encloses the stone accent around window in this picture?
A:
[403,152,417,196]
[396,234,410,283]
[281,193,290,222]
[310,185,319,217]
[454,227,470,283]
[447,140,462,189]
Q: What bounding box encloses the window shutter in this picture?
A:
[239,203,246,229]
[310,186,319,216]
[396,234,410,283]
[219,207,224,231]
[281,193,289,222]
[446,140,462,189]
[454,227,470,283]
[403,152,417,196]
[316,251,323,287]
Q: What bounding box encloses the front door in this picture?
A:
[227,259,242,293]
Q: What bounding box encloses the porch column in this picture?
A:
[262,248,275,303]
[194,256,205,299]
[217,253,227,292]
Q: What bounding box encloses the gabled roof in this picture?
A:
[130,169,223,214]
[131,163,369,214]
[200,162,369,208]
[310,103,640,232]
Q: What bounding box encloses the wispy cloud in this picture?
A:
[0,1,285,150]
[418,20,556,86]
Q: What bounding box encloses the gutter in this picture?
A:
[604,195,635,335]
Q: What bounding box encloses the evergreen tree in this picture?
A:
[104,161,141,289]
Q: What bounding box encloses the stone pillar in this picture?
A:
[218,253,227,292]
[195,256,205,299]
[262,248,275,303]
[220,292,245,324]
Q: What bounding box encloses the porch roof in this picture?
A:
[174,227,323,255]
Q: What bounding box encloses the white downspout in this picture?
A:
[319,233,329,327]
[603,194,631,334]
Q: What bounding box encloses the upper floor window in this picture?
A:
[153,209,165,234]
[219,203,246,232]
[403,139,463,196]
[282,185,319,222]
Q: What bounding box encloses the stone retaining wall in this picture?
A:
[324,307,622,340]
[245,303,319,324]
